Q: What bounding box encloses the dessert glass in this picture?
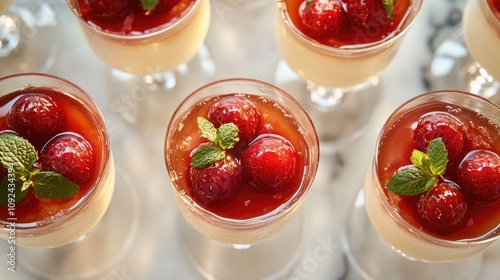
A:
[0,0,60,76]
[66,0,214,132]
[343,90,500,279]
[427,0,500,104]
[165,78,319,279]
[0,73,138,279]
[274,0,422,150]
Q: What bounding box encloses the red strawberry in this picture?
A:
[85,0,130,22]
[208,97,260,149]
[40,133,95,187]
[457,150,500,203]
[8,93,67,147]
[241,134,297,194]
[301,0,346,38]
[344,0,391,31]
[413,112,466,162]
[189,152,243,208]
[494,0,500,13]
[417,181,468,235]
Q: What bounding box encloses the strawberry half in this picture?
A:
[8,93,67,147]
[208,96,260,149]
[189,151,243,208]
[301,0,346,39]
[457,150,500,203]
[417,181,468,235]
[40,133,95,187]
[241,134,297,194]
[413,112,466,162]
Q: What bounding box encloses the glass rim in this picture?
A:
[65,0,201,40]
[164,77,320,229]
[0,72,111,233]
[481,0,500,30]
[276,0,423,56]
[374,89,500,247]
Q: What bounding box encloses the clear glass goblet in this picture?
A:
[426,0,500,104]
[0,0,60,76]
[66,0,215,133]
[274,0,422,151]
[0,73,139,279]
[164,78,319,279]
[343,90,500,280]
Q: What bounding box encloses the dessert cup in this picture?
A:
[274,0,422,151]
[165,78,319,279]
[66,0,215,133]
[0,73,139,278]
[343,90,500,279]
[426,0,500,104]
[0,0,60,76]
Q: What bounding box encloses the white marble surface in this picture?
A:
[1,0,499,279]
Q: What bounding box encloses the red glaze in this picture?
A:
[169,94,308,220]
[378,102,500,239]
[286,0,412,47]
[0,89,104,225]
[76,0,195,34]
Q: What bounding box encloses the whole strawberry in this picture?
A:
[189,151,243,208]
[8,93,67,147]
[40,133,95,187]
[417,181,468,235]
[241,134,297,194]
[457,150,500,202]
[413,112,466,162]
[302,0,346,39]
[344,0,392,32]
[208,96,260,149]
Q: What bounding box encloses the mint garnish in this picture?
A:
[141,0,159,12]
[0,134,79,206]
[381,0,395,19]
[386,138,448,196]
[190,117,239,169]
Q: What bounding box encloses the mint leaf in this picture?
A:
[386,168,436,196]
[31,171,79,200]
[198,117,218,143]
[0,134,37,176]
[191,145,225,168]
[0,134,80,203]
[141,0,159,12]
[217,123,239,150]
[381,0,395,19]
[191,117,240,168]
[385,138,449,196]
[0,176,28,206]
[427,138,448,176]
[411,150,430,172]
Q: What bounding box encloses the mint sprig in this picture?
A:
[141,0,159,12]
[190,117,239,169]
[381,0,395,19]
[386,138,448,196]
[0,134,79,206]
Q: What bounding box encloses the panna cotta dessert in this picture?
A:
[165,78,319,245]
[462,0,500,82]
[0,73,115,248]
[365,90,500,262]
[67,0,210,75]
[275,0,422,88]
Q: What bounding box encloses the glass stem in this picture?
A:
[307,82,347,109]
[0,14,21,57]
[142,71,178,91]
[464,61,500,99]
